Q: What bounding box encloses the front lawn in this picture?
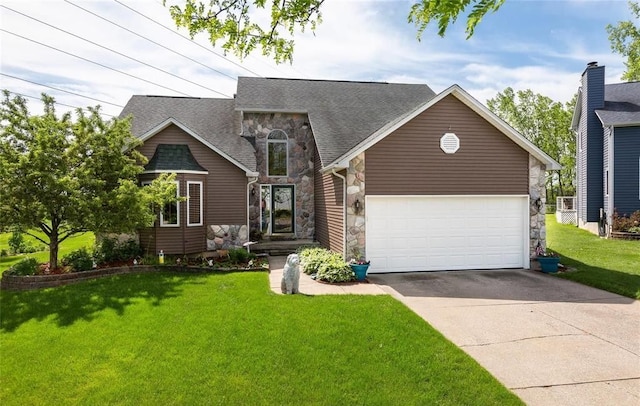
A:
[0,231,95,273]
[0,272,522,405]
[546,215,640,299]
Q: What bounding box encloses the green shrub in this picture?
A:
[0,249,7,257]
[612,209,640,232]
[298,247,333,275]
[316,254,354,283]
[22,245,38,254]
[63,248,94,272]
[118,239,143,261]
[8,231,26,255]
[298,247,353,283]
[228,248,249,264]
[10,257,38,276]
[94,238,141,264]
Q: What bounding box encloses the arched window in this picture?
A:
[267,129,288,177]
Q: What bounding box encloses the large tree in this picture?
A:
[607,1,640,81]
[0,91,178,268]
[165,0,505,63]
[487,88,576,201]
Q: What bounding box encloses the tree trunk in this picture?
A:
[49,231,59,269]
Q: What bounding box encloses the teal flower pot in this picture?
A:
[537,257,560,273]
[350,264,370,281]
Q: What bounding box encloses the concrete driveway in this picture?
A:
[367,270,640,406]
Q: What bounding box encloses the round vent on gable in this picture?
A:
[440,132,460,154]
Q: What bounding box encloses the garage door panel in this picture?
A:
[366,196,527,272]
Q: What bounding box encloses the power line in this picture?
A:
[1,29,192,97]
[1,72,124,108]
[1,5,231,98]
[114,0,262,77]
[4,90,116,118]
[63,0,237,81]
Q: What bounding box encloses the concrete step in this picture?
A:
[252,239,319,256]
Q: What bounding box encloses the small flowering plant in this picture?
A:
[535,244,559,258]
[349,247,370,265]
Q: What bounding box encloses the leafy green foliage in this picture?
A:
[298,246,353,282]
[607,1,640,81]
[8,257,38,276]
[298,246,332,274]
[487,88,576,201]
[165,0,508,63]
[316,256,354,283]
[62,248,94,272]
[228,247,249,263]
[7,231,25,255]
[612,210,640,232]
[166,0,324,64]
[94,237,142,265]
[0,91,178,268]
[409,0,505,39]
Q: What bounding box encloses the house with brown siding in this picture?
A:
[120,78,560,272]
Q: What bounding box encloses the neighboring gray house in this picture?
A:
[571,62,640,234]
[121,78,560,273]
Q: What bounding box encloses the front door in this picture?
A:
[260,185,295,235]
[272,185,294,234]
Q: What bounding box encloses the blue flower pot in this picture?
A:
[350,264,370,281]
[537,257,560,273]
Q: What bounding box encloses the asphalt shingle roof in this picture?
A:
[120,96,256,171]
[145,144,207,172]
[235,77,436,166]
[595,81,640,126]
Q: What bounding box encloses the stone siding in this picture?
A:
[346,153,366,260]
[529,155,547,255]
[243,113,315,239]
[206,225,249,250]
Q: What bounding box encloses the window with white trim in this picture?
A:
[267,129,288,177]
[160,181,180,227]
[187,181,203,226]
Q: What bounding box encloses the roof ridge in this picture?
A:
[241,76,430,86]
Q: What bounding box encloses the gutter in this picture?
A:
[331,168,348,259]
[246,175,259,242]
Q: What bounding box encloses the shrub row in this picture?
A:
[297,247,354,283]
[612,210,640,233]
[6,237,142,276]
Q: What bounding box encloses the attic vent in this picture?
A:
[440,133,460,154]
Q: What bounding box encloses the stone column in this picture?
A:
[529,155,547,255]
[346,153,366,260]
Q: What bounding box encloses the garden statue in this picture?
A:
[281,253,300,294]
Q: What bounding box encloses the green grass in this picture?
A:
[0,231,95,272]
[0,272,522,405]
[547,214,640,299]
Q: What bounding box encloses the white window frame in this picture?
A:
[267,129,288,177]
[187,181,203,227]
[160,181,180,227]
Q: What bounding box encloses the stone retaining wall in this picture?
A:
[1,265,268,291]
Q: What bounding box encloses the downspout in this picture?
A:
[247,175,258,242]
[331,169,347,260]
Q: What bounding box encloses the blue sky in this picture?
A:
[0,0,633,118]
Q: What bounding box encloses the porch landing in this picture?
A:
[252,239,319,256]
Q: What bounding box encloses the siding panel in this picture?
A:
[613,126,640,215]
[367,95,529,195]
[314,147,344,253]
[137,124,247,254]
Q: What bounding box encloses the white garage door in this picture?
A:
[366,196,529,273]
